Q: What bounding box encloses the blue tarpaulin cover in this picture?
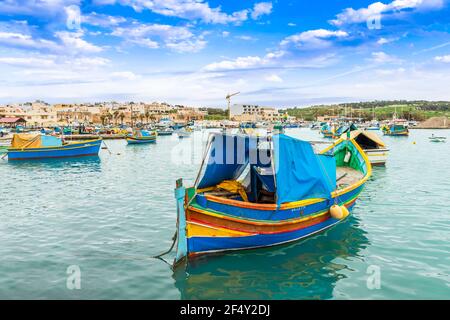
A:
[273,134,336,205]
[198,133,336,205]
[41,135,62,147]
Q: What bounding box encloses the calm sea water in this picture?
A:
[0,128,449,299]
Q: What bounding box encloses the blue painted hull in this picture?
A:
[126,137,156,144]
[7,139,102,160]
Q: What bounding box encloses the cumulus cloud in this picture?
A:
[112,23,206,53]
[96,0,272,24]
[203,51,285,71]
[330,0,444,26]
[0,0,81,17]
[251,2,273,20]
[55,31,103,53]
[83,12,127,28]
[280,29,349,49]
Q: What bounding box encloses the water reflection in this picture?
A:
[173,216,369,299]
[6,156,101,172]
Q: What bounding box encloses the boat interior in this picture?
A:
[199,141,366,204]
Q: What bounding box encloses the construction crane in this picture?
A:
[226,92,240,120]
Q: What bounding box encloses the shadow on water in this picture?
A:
[5,156,102,172]
[173,215,370,299]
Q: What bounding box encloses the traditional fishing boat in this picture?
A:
[320,123,334,138]
[382,123,409,136]
[126,129,157,144]
[157,128,174,136]
[5,134,101,160]
[332,123,357,139]
[172,132,371,264]
[176,127,193,138]
[343,130,389,166]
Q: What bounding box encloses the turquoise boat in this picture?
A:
[126,130,157,144]
[6,134,101,161]
[382,124,409,136]
[172,132,372,264]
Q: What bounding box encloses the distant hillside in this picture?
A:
[282,100,450,121]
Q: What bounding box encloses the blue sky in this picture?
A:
[0,0,450,107]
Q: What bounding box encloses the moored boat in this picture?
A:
[320,123,334,138]
[382,123,409,136]
[343,129,389,166]
[126,129,157,144]
[176,127,193,138]
[429,135,446,143]
[6,134,101,160]
[172,132,372,264]
[157,128,174,136]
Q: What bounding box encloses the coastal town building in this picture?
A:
[230,104,281,122]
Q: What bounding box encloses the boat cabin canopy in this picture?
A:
[342,130,386,149]
[11,134,62,149]
[197,133,336,205]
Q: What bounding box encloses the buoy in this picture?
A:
[341,205,349,219]
[330,205,343,219]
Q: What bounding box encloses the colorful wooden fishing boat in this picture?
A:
[382,123,409,136]
[6,134,101,160]
[332,123,357,139]
[343,130,389,166]
[172,132,372,264]
[157,128,174,136]
[320,123,334,138]
[176,127,193,138]
[126,129,157,144]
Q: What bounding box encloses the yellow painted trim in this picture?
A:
[8,138,101,151]
[187,221,253,237]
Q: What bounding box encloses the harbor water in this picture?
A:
[0,129,449,299]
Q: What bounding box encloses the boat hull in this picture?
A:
[126,136,156,144]
[364,148,389,166]
[7,139,102,160]
[185,187,362,256]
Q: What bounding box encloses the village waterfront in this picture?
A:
[0,128,449,299]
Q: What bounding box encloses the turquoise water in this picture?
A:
[0,129,449,299]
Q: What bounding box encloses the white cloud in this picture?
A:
[434,55,450,63]
[0,56,55,68]
[287,22,296,27]
[55,31,103,53]
[203,51,285,71]
[112,23,206,53]
[222,31,230,37]
[0,0,81,17]
[251,2,273,20]
[95,1,273,24]
[280,29,349,49]
[235,35,257,41]
[83,12,127,28]
[370,51,400,63]
[111,71,139,80]
[264,74,283,82]
[330,0,444,26]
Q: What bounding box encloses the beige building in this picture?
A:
[230,104,281,122]
[0,101,58,127]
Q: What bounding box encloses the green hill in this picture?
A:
[282,100,450,121]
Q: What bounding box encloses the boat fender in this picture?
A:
[330,205,343,219]
[340,205,349,219]
[344,151,351,163]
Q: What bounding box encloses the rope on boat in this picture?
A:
[152,230,177,259]
[1,152,7,160]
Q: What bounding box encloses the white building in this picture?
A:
[230,104,281,122]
